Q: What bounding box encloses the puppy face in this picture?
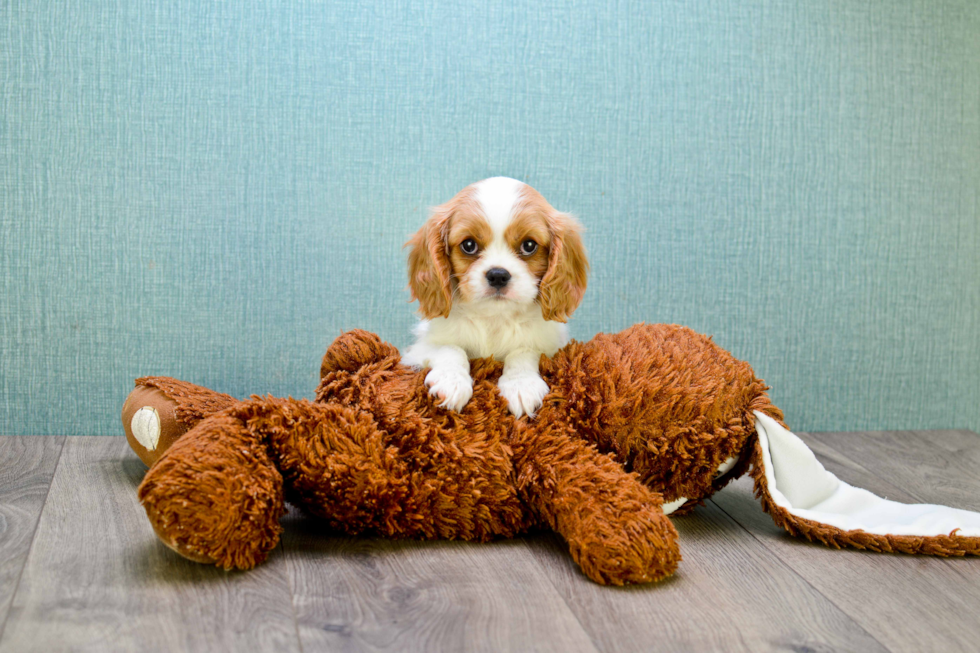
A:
[407,177,588,322]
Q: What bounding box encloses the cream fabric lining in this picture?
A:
[753,411,980,537]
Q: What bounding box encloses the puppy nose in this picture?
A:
[485,267,511,289]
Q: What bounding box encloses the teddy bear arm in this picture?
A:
[513,425,681,585]
[249,399,411,535]
[259,399,531,541]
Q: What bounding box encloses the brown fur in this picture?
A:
[129,324,979,586]
[511,184,589,322]
[538,226,588,321]
[139,409,286,568]
[503,211,552,279]
[536,324,784,506]
[405,182,589,321]
[405,194,463,319]
[132,324,777,585]
[445,205,494,303]
[134,376,239,430]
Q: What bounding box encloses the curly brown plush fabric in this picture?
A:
[537,324,784,509]
[132,325,779,585]
[129,324,980,585]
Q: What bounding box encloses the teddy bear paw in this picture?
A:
[497,372,549,418]
[424,366,473,412]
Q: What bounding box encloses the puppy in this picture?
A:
[402,177,589,417]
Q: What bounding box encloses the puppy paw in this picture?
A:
[424,366,473,412]
[497,373,549,418]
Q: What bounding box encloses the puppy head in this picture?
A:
[406,177,588,322]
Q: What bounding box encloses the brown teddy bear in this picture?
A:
[123,324,980,585]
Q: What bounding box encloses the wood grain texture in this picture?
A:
[4,432,980,652]
[815,429,980,510]
[0,437,64,637]
[281,512,598,653]
[711,430,980,653]
[909,429,980,467]
[0,437,301,653]
[531,501,886,653]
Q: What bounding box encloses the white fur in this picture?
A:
[402,177,571,417]
[463,178,540,306]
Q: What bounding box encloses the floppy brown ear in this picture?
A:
[406,207,454,319]
[538,212,589,322]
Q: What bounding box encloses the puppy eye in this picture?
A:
[460,238,478,255]
[520,239,538,256]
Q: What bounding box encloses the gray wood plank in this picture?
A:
[711,430,980,653]
[908,429,980,470]
[0,437,302,653]
[281,511,599,653]
[815,429,980,510]
[530,500,887,653]
[0,436,65,637]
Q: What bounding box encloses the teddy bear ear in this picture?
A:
[321,330,401,378]
[751,411,980,554]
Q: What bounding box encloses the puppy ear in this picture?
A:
[538,212,589,323]
[406,206,454,319]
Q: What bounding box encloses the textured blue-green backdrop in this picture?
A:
[2,1,978,436]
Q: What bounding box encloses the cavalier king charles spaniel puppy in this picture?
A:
[402,177,589,418]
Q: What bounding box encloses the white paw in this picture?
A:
[497,373,549,418]
[424,366,473,412]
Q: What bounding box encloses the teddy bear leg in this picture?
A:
[137,410,286,569]
[513,424,682,585]
[122,377,239,466]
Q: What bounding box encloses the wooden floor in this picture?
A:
[1,430,979,652]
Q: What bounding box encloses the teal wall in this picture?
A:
[2,1,978,436]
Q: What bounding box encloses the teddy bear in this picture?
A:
[123,324,980,586]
